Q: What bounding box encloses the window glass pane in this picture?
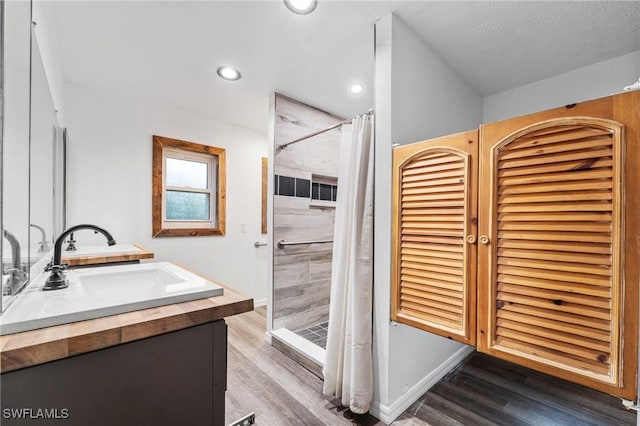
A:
[166,157,208,189]
[278,176,295,197]
[295,178,310,198]
[166,191,211,220]
[320,184,332,201]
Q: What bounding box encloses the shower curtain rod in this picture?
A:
[277,109,373,152]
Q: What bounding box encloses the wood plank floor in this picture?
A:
[225,307,636,426]
[407,353,636,426]
[225,306,387,426]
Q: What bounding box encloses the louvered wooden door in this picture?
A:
[478,92,639,399]
[392,130,478,345]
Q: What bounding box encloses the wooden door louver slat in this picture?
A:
[498,303,611,332]
[497,211,613,222]
[402,246,463,258]
[496,248,611,266]
[496,318,612,354]
[497,273,611,298]
[392,131,478,345]
[499,147,613,169]
[402,162,464,176]
[506,127,611,149]
[402,254,462,268]
[498,202,613,213]
[480,118,626,391]
[403,184,466,195]
[498,136,613,160]
[497,230,613,243]
[497,240,611,255]
[496,310,611,342]
[498,157,613,179]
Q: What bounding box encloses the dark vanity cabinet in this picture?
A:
[1,321,228,426]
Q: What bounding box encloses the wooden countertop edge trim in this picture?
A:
[0,283,253,373]
[62,245,155,267]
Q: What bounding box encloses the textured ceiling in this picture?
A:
[52,1,640,134]
[394,1,640,96]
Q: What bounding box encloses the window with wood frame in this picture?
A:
[152,135,226,237]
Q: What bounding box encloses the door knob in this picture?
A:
[466,235,476,244]
[479,235,490,245]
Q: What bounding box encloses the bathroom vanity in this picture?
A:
[0,274,253,426]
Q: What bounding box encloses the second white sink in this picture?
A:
[61,243,142,259]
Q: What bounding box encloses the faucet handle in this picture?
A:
[45,262,68,272]
[38,241,53,253]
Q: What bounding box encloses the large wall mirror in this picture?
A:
[30,27,64,257]
[2,0,32,310]
[1,0,67,312]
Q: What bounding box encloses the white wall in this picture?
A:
[32,1,64,124]
[63,83,269,302]
[372,13,393,414]
[372,13,482,422]
[483,50,640,123]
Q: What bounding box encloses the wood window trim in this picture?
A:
[261,157,268,234]
[152,135,226,237]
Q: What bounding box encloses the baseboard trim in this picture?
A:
[369,345,475,424]
[253,298,267,308]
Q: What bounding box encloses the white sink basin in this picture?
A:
[61,243,142,259]
[0,262,223,335]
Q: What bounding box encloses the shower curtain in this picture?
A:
[322,113,374,414]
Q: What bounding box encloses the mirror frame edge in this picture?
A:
[1,0,6,313]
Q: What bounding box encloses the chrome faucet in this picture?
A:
[44,224,116,291]
[3,230,28,295]
[30,223,53,253]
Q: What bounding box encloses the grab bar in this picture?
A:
[277,239,333,249]
[254,241,267,248]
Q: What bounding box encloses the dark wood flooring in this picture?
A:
[225,307,636,426]
[407,352,636,426]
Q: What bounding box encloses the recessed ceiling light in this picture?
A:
[283,0,318,15]
[217,66,241,81]
[350,84,364,95]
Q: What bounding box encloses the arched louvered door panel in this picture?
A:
[479,92,640,401]
[392,130,478,345]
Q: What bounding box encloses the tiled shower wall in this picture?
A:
[272,94,342,331]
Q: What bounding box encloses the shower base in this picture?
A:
[270,327,325,377]
[293,321,328,349]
